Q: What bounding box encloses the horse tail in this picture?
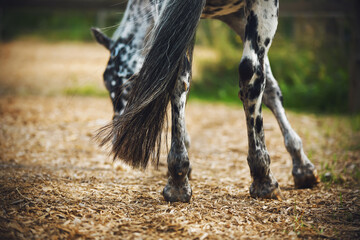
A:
[98,0,205,169]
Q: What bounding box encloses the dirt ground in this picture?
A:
[0,41,359,239]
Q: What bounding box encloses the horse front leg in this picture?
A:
[238,0,282,199]
[163,58,192,202]
[263,56,319,188]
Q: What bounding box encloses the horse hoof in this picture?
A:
[250,179,284,200]
[163,177,192,203]
[293,164,320,189]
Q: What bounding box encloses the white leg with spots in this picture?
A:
[263,56,319,188]
[238,0,283,199]
[219,4,319,191]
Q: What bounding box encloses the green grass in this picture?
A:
[64,85,108,97]
[350,114,360,132]
[314,114,360,188]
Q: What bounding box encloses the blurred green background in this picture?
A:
[0,0,358,114]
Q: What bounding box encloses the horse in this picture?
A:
[92,0,319,203]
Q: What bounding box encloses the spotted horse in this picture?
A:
[92,0,319,202]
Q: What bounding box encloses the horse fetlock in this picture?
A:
[247,149,271,179]
[163,176,192,203]
[167,150,190,182]
[248,153,283,200]
[166,165,192,180]
[292,163,320,189]
[250,174,283,200]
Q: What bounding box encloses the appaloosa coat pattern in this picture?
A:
[92,0,319,202]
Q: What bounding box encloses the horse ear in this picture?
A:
[91,27,114,50]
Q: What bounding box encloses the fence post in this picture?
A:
[349,0,360,113]
[0,7,3,41]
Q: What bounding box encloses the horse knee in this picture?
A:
[238,57,266,102]
[238,57,255,85]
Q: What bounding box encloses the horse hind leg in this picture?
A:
[263,56,319,188]
[163,56,192,202]
[220,5,318,191]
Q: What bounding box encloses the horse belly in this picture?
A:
[202,0,245,18]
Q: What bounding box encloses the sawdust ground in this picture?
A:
[0,41,359,239]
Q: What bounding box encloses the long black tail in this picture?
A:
[98,0,205,169]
